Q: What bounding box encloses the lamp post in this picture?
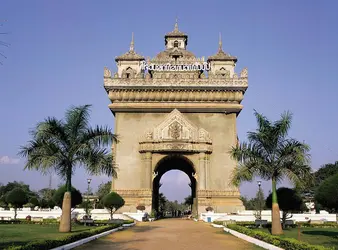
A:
[86,178,92,216]
[257,180,262,221]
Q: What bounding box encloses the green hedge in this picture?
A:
[5,224,123,250]
[0,219,60,225]
[214,220,338,229]
[227,224,333,250]
[296,222,338,228]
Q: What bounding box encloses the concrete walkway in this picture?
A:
[76,219,260,250]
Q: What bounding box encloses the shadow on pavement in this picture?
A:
[78,238,146,250]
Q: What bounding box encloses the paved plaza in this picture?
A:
[77,219,259,250]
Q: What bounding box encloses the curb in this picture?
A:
[211,223,224,228]
[223,227,283,250]
[51,222,136,250]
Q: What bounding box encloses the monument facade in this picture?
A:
[103,21,248,214]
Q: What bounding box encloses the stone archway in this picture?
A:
[152,155,197,216]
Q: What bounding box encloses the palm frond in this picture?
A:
[275,139,311,186]
[81,125,118,147]
[19,139,65,173]
[65,104,92,140]
[32,117,68,149]
[253,110,271,132]
[79,148,117,178]
[230,165,254,186]
[273,110,292,142]
[230,142,273,184]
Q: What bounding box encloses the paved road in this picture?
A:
[77,219,259,250]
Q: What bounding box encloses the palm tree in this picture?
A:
[158,192,167,211]
[19,105,117,232]
[184,195,193,211]
[230,110,311,235]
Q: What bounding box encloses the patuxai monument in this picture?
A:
[103,21,248,215]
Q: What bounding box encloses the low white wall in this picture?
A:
[0,208,130,221]
[200,210,337,223]
[122,212,145,222]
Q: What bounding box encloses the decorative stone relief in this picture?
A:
[240,67,248,78]
[151,109,211,142]
[168,121,182,139]
[104,67,111,77]
[139,109,212,153]
[105,77,248,87]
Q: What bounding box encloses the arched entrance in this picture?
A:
[152,155,197,216]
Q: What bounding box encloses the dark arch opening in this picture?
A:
[174,40,179,48]
[152,154,196,217]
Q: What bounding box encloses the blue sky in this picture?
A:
[1,1,338,202]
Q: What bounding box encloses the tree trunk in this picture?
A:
[14,207,17,220]
[59,169,72,233]
[282,211,286,229]
[271,177,283,235]
[110,208,113,220]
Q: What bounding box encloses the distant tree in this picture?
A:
[300,161,338,199]
[158,193,167,211]
[39,198,48,209]
[38,188,56,200]
[102,192,125,219]
[53,185,82,209]
[6,188,29,219]
[38,188,56,209]
[29,197,39,208]
[183,195,193,210]
[96,181,112,208]
[0,181,37,199]
[266,187,306,228]
[254,188,265,219]
[315,173,338,213]
[240,196,255,210]
[241,192,266,213]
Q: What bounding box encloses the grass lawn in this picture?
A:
[256,227,338,249]
[0,224,93,249]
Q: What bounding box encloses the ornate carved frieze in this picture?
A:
[114,189,152,198]
[104,75,248,87]
[139,109,212,153]
[107,89,244,103]
[198,189,241,198]
[139,141,212,153]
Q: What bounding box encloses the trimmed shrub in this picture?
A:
[53,185,82,209]
[227,224,333,250]
[103,192,125,220]
[205,206,213,212]
[136,205,145,211]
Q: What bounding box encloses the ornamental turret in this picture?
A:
[207,33,238,77]
[164,19,188,50]
[114,33,145,78]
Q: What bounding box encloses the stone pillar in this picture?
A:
[192,197,198,217]
[111,144,116,190]
[198,152,206,190]
[144,152,152,189]
[205,153,210,190]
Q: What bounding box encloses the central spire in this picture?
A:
[218,32,223,52]
[174,17,179,31]
[129,32,134,52]
[129,32,134,51]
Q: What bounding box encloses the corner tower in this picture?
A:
[104,22,248,214]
